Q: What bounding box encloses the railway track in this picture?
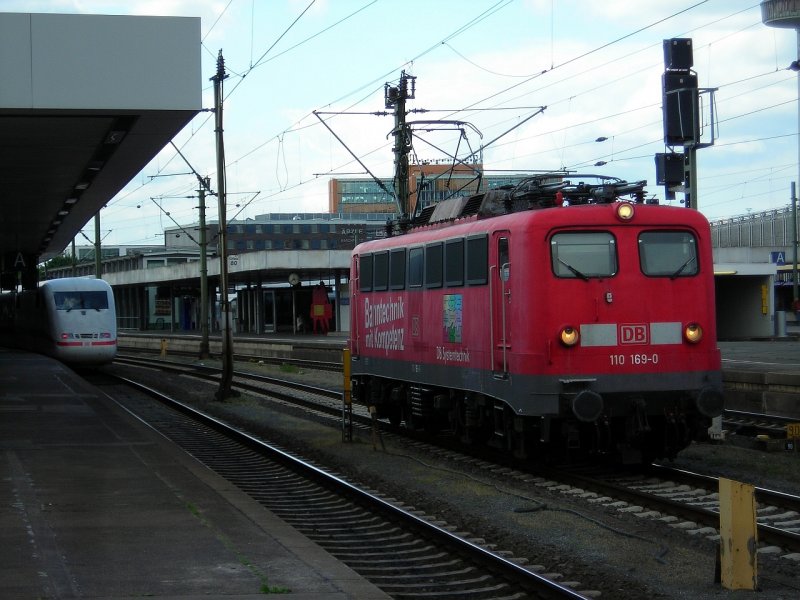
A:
[117,335,343,372]
[113,354,800,564]
[114,353,346,418]
[723,409,799,440]
[102,368,595,599]
[538,464,800,558]
[117,351,800,448]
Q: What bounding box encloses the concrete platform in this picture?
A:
[119,330,347,365]
[0,347,389,599]
[719,338,800,420]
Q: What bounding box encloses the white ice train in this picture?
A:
[0,278,117,366]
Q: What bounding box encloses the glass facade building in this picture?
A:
[328,163,535,215]
[165,212,396,255]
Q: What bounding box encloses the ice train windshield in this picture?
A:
[53,291,109,311]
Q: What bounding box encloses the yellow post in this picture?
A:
[718,477,758,590]
[342,348,352,442]
[788,423,800,453]
[160,338,168,359]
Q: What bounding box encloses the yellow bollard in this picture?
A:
[160,338,168,359]
[342,348,351,404]
[718,477,758,590]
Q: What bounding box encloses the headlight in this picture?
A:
[684,323,703,344]
[616,202,635,221]
[560,326,580,346]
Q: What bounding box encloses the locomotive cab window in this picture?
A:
[498,237,510,281]
[639,231,698,277]
[551,232,617,278]
[359,254,373,292]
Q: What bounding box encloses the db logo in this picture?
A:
[620,324,648,345]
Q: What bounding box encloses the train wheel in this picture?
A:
[388,405,402,427]
[369,378,383,408]
[386,385,404,427]
[511,414,529,459]
[662,415,690,459]
[489,405,516,453]
[452,398,470,443]
[423,416,441,435]
[454,399,492,446]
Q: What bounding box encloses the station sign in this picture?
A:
[770,251,786,265]
[1,251,38,290]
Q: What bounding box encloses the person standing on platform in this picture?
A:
[310,281,331,334]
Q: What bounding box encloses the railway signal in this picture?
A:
[657,38,717,209]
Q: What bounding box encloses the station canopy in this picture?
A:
[0,12,201,283]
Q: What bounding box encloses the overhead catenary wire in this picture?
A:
[164,1,716,207]
[95,1,796,244]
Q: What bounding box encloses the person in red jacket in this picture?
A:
[310,282,331,334]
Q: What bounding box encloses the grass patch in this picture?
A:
[185,501,200,517]
[261,583,291,594]
[279,363,301,374]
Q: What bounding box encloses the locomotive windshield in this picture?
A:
[551,232,617,278]
[638,231,698,278]
[53,291,109,311]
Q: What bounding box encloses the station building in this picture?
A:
[45,167,799,340]
[327,161,538,215]
[710,205,799,337]
[164,211,395,255]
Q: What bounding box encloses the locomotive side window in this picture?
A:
[445,239,465,287]
[425,242,443,288]
[551,232,617,278]
[373,251,389,291]
[498,237,510,281]
[408,247,424,288]
[466,234,488,285]
[359,254,373,292]
[390,248,406,290]
[639,231,698,278]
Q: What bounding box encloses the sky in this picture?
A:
[3,0,799,247]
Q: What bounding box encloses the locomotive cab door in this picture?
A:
[490,232,511,375]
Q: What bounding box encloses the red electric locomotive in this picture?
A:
[349,175,724,464]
